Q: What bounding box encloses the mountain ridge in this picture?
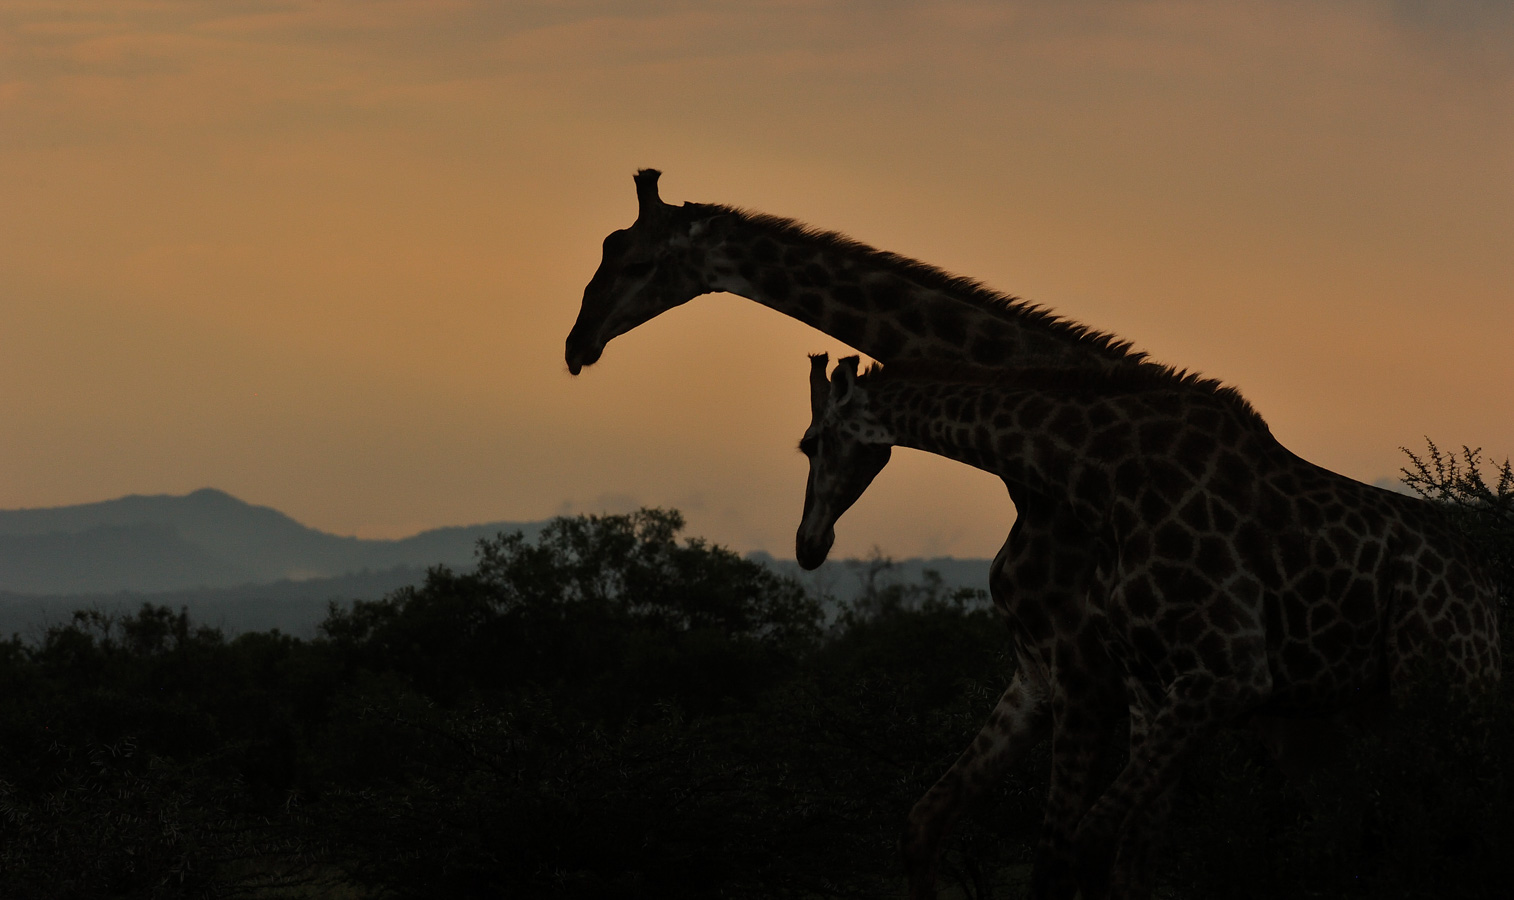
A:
[0,490,995,639]
[0,489,546,594]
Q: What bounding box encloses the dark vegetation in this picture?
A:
[1,445,1511,899]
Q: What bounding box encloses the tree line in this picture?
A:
[1,446,1510,898]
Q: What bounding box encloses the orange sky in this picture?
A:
[2,1,1510,559]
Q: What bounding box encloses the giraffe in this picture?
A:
[796,354,1501,899]
[563,169,1219,896]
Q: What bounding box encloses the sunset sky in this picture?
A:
[2,1,1510,560]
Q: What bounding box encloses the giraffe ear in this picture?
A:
[634,169,665,219]
[808,353,830,419]
[832,356,862,408]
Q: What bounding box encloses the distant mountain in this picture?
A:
[0,489,999,640]
[0,523,254,594]
[0,489,547,595]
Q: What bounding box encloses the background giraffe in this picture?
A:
[797,354,1500,899]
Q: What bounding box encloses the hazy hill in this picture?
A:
[0,490,995,639]
[0,489,546,595]
[0,524,254,594]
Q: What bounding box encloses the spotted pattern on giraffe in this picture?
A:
[797,355,1499,898]
[561,171,1496,900]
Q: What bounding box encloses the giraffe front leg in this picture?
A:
[1072,671,1268,900]
[1107,782,1175,900]
[1106,705,1178,900]
[902,669,1050,900]
[1029,678,1122,900]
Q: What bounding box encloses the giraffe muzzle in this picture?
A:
[795,523,835,571]
[563,333,604,376]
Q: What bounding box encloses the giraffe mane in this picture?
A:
[862,360,1270,429]
[690,203,1151,366]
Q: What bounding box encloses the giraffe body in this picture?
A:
[797,355,1500,898]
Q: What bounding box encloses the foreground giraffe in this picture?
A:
[565,170,1187,893]
[796,354,1500,898]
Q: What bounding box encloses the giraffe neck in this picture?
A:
[860,378,1126,516]
[689,206,1142,371]
[857,373,1275,527]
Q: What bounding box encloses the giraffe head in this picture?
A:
[565,169,713,374]
[795,354,895,570]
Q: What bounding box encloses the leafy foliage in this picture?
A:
[1,505,1511,897]
[1401,440,1514,605]
[0,608,334,898]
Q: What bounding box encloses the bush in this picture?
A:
[312,511,1027,898]
[2,504,1510,897]
[1402,440,1514,605]
[0,607,331,898]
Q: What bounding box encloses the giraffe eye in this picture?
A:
[798,435,819,456]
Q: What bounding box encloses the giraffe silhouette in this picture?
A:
[561,171,1496,896]
[564,170,1246,896]
[566,170,1172,892]
[796,354,1500,899]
